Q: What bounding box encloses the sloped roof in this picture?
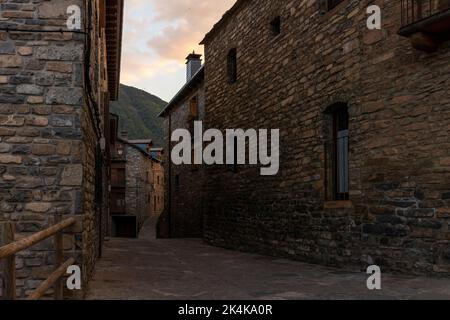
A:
[200,0,248,45]
[158,66,204,117]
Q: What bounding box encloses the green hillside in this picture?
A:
[110,84,167,147]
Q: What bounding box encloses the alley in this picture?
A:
[86,220,450,300]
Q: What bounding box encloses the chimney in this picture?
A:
[186,51,202,82]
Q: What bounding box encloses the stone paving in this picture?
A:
[86,220,450,300]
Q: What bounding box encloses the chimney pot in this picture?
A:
[186,51,202,82]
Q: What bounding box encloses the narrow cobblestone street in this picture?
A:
[86,220,450,300]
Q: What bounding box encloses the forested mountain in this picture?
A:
[110,84,167,147]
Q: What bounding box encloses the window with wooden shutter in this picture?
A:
[325,103,349,201]
[189,96,199,119]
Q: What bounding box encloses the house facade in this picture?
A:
[109,114,156,238]
[158,53,205,238]
[195,0,450,275]
[0,0,123,297]
[151,154,165,217]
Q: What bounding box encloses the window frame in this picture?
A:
[324,103,350,202]
[332,107,349,201]
[227,48,238,84]
[270,16,281,38]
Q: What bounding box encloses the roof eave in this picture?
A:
[105,0,124,101]
[158,66,205,118]
[200,0,248,45]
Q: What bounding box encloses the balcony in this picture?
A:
[399,0,450,52]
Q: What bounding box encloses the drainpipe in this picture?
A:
[168,114,172,238]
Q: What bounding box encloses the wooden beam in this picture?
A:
[27,258,75,301]
[410,31,440,52]
[53,214,63,300]
[0,218,75,259]
[99,0,106,29]
[1,223,16,300]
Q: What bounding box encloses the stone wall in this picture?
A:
[0,0,110,297]
[202,0,450,275]
[151,160,164,217]
[160,83,206,238]
[80,0,109,290]
[125,145,152,232]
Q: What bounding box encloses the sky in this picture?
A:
[120,0,236,102]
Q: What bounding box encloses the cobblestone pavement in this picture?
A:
[86,220,450,300]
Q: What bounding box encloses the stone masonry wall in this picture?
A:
[202,0,450,275]
[125,145,152,233]
[0,0,109,297]
[161,83,206,238]
[81,0,109,289]
[152,160,164,217]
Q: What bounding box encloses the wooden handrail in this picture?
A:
[27,258,75,300]
[0,218,75,259]
[1,216,76,300]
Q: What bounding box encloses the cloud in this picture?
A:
[120,0,236,100]
[147,0,236,60]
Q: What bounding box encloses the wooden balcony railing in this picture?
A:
[399,0,450,51]
[0,215,76,300]
[401,0,450,26]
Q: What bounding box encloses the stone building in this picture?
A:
[150,153,165,217]
[158,53,205,238]
[109,113,156,238]
[186,0,450,275]
[0,0,123,297]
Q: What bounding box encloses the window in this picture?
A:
[325,104,349,201]
[270,16,281,37]
[112,168,125,187]
[327,0,344,11]
[189,96,199,119]
[188,95,199,135]
[227,48,237,84]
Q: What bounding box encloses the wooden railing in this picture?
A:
[401,0,450,27]
[0,215,76,300]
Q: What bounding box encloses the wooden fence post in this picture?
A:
[1,222,16,300]
[53,214,63,300]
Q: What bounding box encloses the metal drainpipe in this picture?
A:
[168,114,172,238]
